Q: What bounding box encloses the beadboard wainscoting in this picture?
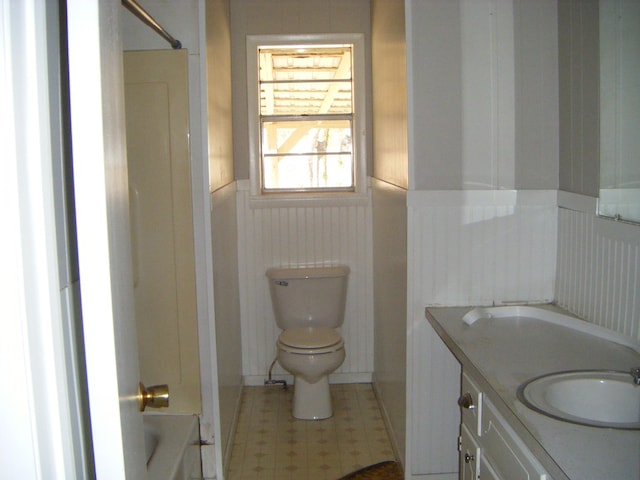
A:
[406,189,558,478]
[236,181,375,385]
[209,181,243,473]
[556,192,640,342]
[407,319,461,479]
[408,190,558,310]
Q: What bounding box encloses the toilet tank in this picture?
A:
[266,265,350,330]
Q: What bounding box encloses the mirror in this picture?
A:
[598,0,640,223]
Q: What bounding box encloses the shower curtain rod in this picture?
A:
[121,0,182,49]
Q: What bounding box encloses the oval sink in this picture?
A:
[517,370,640,430]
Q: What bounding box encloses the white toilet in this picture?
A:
[266,265,349,420]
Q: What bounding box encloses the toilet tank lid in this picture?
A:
[266,265,349,280]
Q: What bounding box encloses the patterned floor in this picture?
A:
[228,383,396,480]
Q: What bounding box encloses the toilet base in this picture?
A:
[292,376,332,420]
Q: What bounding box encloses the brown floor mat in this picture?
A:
[337,461,404,480]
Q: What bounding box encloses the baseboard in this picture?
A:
[409,474,457,480]
[372,375,404,471]
[243,371,373,386]
[222,381,244,478]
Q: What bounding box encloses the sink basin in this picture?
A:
[517,370,640,430]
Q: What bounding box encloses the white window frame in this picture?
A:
[247,33,367,205]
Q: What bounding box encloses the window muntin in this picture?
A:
[255,43,357,194]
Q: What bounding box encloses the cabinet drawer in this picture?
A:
[481,397,548,480]
[460,372,483,437]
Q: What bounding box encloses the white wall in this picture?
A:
[404,0,559,476]
[204,1,243,478]
[371,0,408,467]
[371,0,408,189]
[558,0,600,196]
[513,0,560,189]
[407,0,558,191]
[205,0,235,191]
[209,181,242,475]
[408,191,557,309]
[371,180,407,464]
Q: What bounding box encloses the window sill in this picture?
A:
[238,179,371,209]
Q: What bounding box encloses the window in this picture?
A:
[247,34,366,200]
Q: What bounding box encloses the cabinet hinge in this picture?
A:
[458,435,462,452]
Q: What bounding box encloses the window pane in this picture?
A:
[263,153,353,191]
[261,119,353,191]
[261,119,352,155]
[260,81,352,115]
[258,45,353,117]
[259,46,352,82]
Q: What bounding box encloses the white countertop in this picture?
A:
[425,304,640,480]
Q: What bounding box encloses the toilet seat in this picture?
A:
[278,327,344,354]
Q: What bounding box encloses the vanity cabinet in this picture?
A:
[428,305,640,479]
[458,372,549,480]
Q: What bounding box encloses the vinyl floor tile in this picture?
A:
[227,383,396,480]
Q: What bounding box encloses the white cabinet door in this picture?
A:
[461,424,503,480]
[460,372,550,480]
[481,458,501,480]
[481,397,548,480]
[460,425,481,480]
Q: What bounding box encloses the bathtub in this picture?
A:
[143,414,202,480]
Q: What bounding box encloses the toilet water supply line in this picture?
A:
[264,357,287,389]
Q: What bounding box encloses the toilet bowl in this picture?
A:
[266,265,350,420]
[276,327,346,419]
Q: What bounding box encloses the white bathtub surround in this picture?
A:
[556,191,640,342]
[143,414,202,480]
[236,180,375,384]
